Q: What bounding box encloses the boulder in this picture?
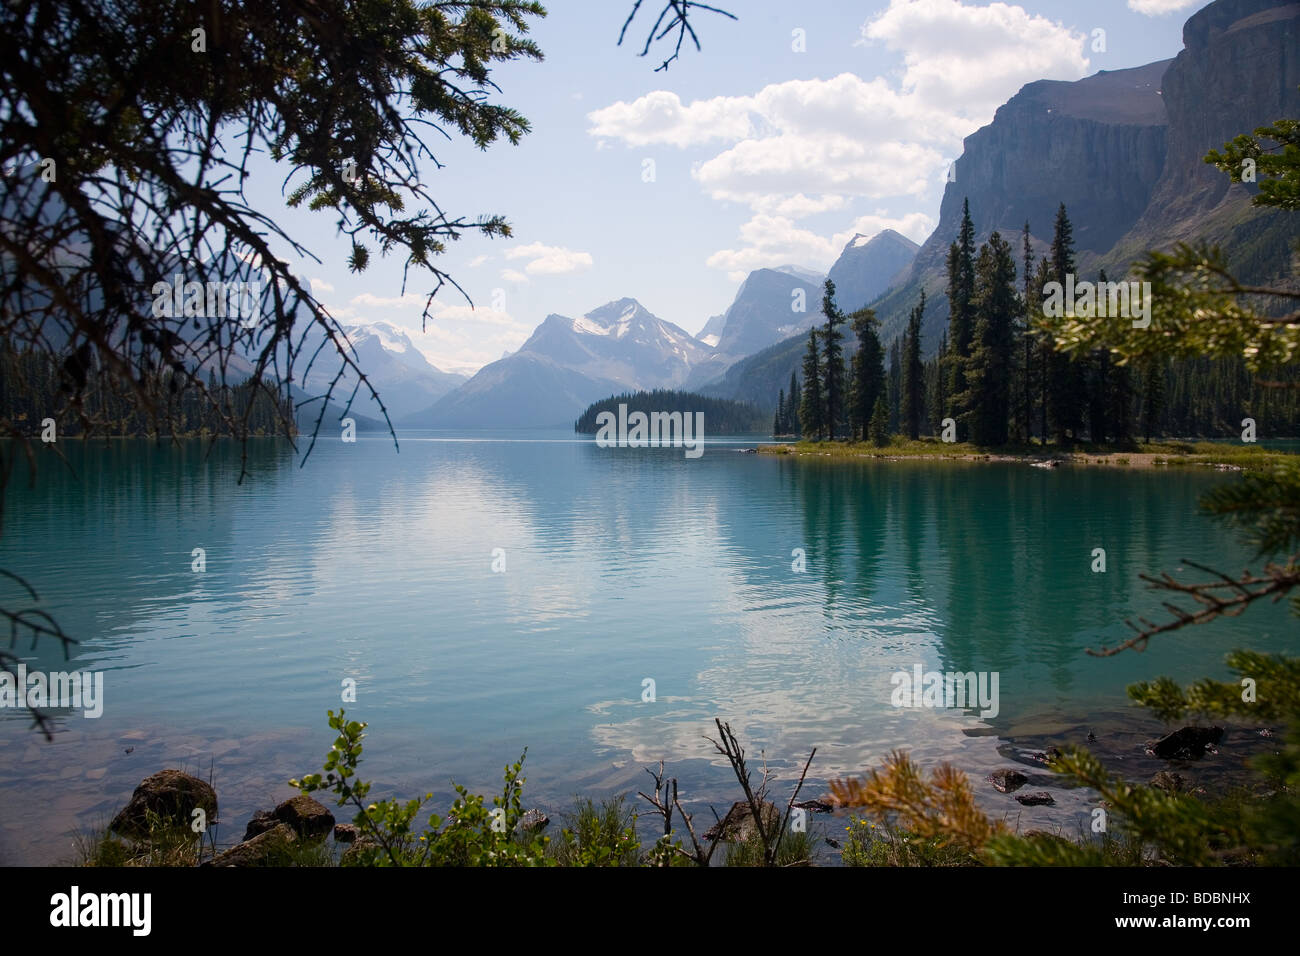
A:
[340,838,381,867]
[1149,771,1187,793]
[988,769,1029,794]
[273,794,335,840]
[333,823,359,843]
[1151,726,1223,760]
[1015,791,1055,807]
[242,809,277,842]
[110,769,218,838]
[703,801,780,843]
[205,823,296,867]
[793,799,835,813]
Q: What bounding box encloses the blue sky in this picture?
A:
[245,0,1209,374]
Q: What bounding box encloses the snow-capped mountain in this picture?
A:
[297,320,467,421]
[403,298,710,427]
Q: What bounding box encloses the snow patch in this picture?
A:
[572,316,611,336]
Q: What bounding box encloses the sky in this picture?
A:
[242,0,1211,375]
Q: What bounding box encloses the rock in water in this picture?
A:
[1151,726,1223,760]
[110,769,218,838]
[988,769,1029,794]
[1015,791,1055,807]
[1149,771,1187,793]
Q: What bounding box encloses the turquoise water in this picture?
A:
[0,433,1295,863]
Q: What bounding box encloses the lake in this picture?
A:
[0,432,1294,863]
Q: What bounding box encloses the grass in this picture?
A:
[840,818,980,867]
[758,435,1296,471]
[724,826,815,867]
[547,796,641,867]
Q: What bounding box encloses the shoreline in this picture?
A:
[755,439,1297,471]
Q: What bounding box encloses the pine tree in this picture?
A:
[848,307,885,442]
[888,337,902,434]
[1019,221,1035,443]
[945,198,977,438]
[901,291,926,440]
[930,329,949,435]
[1034,255,1053,444]
[798,328,824,440]
[1046,203,1087,442]
[962,232,1017,446]
[774,388,785,436]
[1140,355,1166,443]
[1087,268,1113,443]
[788,372,802,437]
[869,393,890,447]
[821,280,847,440]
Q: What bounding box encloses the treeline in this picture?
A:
[575,389,768,434]
[0,346,295,438]
[779,201,1300,443]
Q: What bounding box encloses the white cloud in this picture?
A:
[862,0,1090,117]
[500,268,529,284]
[587,90,753,148]
[309,277,335,294]
[588,0,1091,276]
[504,242,594,276]
[468,255,489,268]
[1125,0,1200,14]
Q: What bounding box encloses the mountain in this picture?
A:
[705,0,1300,409]
[696,313,726,348]
[297,320,467,421]
[826,229,919,314]
[684,266,826,388]
[868,0,1300,354]
[403,297,709,427]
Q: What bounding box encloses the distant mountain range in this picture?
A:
[297,320,466,422]
[702,0,1300,411]
[71,0,1282,434]
[400,298,708,427]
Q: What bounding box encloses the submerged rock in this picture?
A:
[1015,791,1055,807]
[1149,771,1188,793]
[988,769,1029,794]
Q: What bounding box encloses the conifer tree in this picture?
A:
[1046,203,1087,442]
[962,232,1017,446]
[799,328,824,440]
[788,372,802,437]
[901,292,926,440]
[944,199,977,438]
[821,280,847,440]
[848,307,885,442]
